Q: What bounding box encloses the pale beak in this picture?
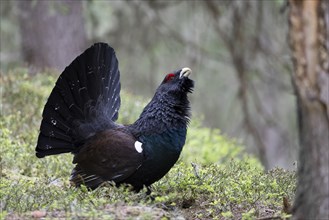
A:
[179,67,192,78]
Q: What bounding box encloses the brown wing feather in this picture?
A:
[70,129,144,188]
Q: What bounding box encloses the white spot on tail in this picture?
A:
[134,141,143,153]
[51,119,57,125]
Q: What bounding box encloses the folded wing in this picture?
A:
[70,129,144,189]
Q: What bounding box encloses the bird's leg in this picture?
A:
[144,185,155,201]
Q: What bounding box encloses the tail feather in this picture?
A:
[42,103,73,135]
[40,122,72,142]
[37,134,74,156]
[36,43,121,158]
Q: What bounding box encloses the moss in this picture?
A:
[1,68,296,219]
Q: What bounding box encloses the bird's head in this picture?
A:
[131,67,194,135]
[157,67,194,97]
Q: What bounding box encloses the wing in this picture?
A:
[70,129,144,189]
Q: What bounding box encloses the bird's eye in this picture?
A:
[164,73,175,82]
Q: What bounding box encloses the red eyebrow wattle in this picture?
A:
[165,73,175,82]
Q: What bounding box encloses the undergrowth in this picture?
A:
[0,68,296,219]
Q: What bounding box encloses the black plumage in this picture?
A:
[36,42,194,191]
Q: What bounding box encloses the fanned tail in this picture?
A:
[36,43,121,158]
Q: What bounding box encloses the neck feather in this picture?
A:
[130,93,190,135]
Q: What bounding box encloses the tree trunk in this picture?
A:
[289,0,329,218]
[18,0,87,72]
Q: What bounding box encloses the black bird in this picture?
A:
[36,43,194,191]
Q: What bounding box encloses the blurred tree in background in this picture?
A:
[18,0,87,71]
[0,0,297,170]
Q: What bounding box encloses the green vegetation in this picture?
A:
[1,69,295,219]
